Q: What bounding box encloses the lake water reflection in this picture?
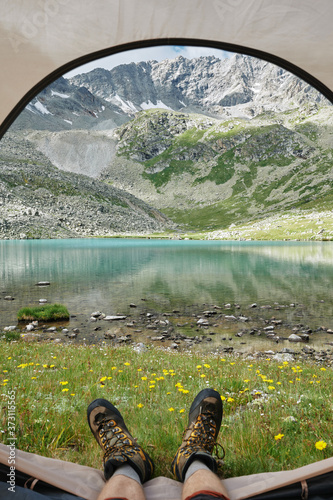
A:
[1,239,333,346]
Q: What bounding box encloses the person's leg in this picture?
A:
[171,388,230,500]
[181,468,229,500]
[96,474,145,500]
[87,398,154,500]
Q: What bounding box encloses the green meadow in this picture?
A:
[1,341,331,479]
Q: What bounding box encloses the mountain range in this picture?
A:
[2,53,333,238]
[12,53,330,132]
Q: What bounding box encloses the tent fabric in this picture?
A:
[0,444,333,500]
[1,0,333,137]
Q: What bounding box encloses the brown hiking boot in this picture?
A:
[171,388,223,481]
[87,398,154,482]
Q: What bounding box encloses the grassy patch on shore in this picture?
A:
[206,209,333,241]
[17,304,69,322]
[0,342,332,480]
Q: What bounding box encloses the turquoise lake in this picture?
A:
[1,239,333,349]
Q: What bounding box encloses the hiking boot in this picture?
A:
[87,398,154,482]
[171,388,223,481]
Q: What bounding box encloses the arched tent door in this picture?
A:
[0,0,333,137]
[1,37,333,139]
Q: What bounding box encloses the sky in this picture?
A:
[64,45,232,78]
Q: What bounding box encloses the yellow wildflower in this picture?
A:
[315,441,327,450]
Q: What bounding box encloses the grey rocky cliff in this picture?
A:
[0,132,174,239]
[69,54,329,120]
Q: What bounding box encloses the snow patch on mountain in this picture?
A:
[51,90,70,98]
[32,100,52,115]
[111,94,138,113]
[140,100,173,110]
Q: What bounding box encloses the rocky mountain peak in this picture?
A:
[11,53,330,132]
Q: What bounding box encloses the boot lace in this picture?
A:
[181,411,225,460]
[97,417,139,463]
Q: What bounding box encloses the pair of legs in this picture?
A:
[99,468,227,500]
[87,388,229,500]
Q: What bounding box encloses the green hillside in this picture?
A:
[105,105,333,233]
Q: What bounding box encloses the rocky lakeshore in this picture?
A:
[4,300,333,366]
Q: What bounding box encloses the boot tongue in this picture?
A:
[95,413,106,425]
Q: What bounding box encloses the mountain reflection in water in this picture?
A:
[1,239,333,338]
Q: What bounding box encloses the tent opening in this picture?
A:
[1,42,332,239]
